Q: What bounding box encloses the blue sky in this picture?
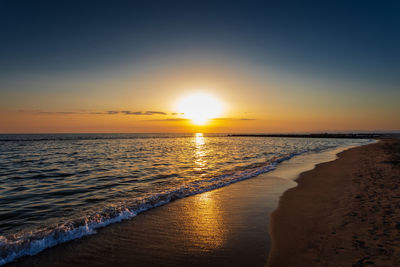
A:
[1,0,399,83]
[0,0,399,132]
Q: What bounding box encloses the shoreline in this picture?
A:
[267,139,400,266]
[228,134,388,139]
[1,143,364,266]
[4,144,363,266]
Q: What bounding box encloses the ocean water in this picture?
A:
[0,134,371,265]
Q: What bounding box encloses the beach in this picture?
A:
[4,137,397,266]
[2,135,371,266]
[2,0,399,266]
[268,139,400,266]
[3,137,362,267]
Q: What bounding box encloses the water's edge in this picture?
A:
[0,140,375,266]
[265,141,378,182]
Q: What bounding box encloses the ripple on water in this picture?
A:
[0,134,372,265]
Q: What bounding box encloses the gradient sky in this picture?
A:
[0,0,399,133]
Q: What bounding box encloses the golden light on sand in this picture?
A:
[182,191,226,250]
[176,92,223,125]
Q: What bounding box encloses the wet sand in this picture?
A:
[268,139,400,266]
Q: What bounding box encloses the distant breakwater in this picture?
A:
[227,133,397,139]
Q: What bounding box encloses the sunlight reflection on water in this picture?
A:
[194,133,207,173]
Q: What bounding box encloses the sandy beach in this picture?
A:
[6,139,399,266]
[268,139,400,266]
[1,1,399,266]
[5,141,354,267]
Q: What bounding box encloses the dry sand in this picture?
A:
[268,139,400,267]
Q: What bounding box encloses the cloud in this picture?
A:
[148,118,190,122]
[144,111,167,115]
[148,118,255,122]
[17,110,82,115]
[37,111,80,115]
[212,117,256,121]
[106,110,119,115]
[20,110,168,116]
[120,111,144,115]
[120,111,167,115]
[17,111,254,121]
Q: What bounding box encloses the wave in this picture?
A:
[0,143,370,266]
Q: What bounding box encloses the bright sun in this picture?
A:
[176,92,223,125]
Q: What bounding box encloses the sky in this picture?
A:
[0,0,399,133]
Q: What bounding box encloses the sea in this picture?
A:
[0,133,372,265]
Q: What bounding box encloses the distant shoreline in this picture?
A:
[228,133,398,139]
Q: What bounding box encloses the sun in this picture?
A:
[176,92,223,125]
